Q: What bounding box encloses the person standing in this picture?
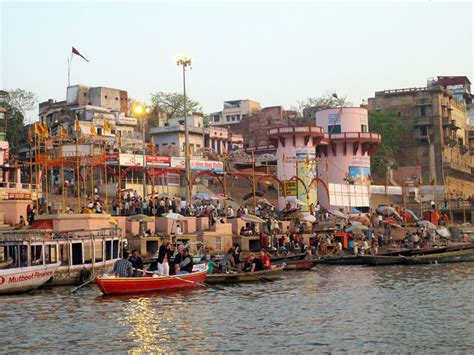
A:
[157,241,174,276]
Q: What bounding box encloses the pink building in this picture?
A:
[269,107,381,212]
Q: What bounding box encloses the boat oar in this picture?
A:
[133,268,224,291]
[228,266,273,282]
[71,278,94,294]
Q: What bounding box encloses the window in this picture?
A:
[59,244,69,266]
[113,240,119,259]
[420,106,426,117]
[328,125,341,133]
[44,245,57,264]
[215,237,222,251]
[420,126,428,137]
[31,245,43,265]
[71,243,83,265]
[361,125,368,132]
[213,115,220,122]
[97,128,102,136]
[104,95,108,99]
[226,115,231,122]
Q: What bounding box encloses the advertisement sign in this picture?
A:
[279,180,297,196]
[106,153,119,165]
[170,158,224,172]
[295,146,316,160]
[146,156,171,167]
[348,166,371,184]
[119,153,143,167]
[171,157,186,169]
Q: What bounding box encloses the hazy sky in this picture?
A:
[1,1,473,121]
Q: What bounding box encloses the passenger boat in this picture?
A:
[96,265,208,295]
[284,259,319,270]
[0,228,123,285]
[0,260,61,294]
[205,264,285,284]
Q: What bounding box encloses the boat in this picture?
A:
[319,255,364,265]
[0,227,123,285]
[358,255,407,266]
[284,259,319,270]
[270,252,307,265]
[96,265,208,295]
[404,248,474,265]
[205,264,285,284]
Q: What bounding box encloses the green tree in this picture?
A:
[150,92,202,120]
[4,89,37,149]
[291,92,350,125]
[368,110,404,179]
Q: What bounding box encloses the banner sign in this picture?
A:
[279,180,297,196]
[106,153,119,165]
[171,158,224,172]
[146,156,171,167]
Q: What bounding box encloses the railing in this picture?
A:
[268,126,324,136]
[328,132,381,141]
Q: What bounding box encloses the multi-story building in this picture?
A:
[209,99,261,126]
[368,77,474,197]
[38,85,142,149]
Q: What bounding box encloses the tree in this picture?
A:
[150,92,202,120]
[291,92,350,126]
[4,89,38,149]
[368,110,404,180]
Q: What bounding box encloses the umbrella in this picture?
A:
[436,226,451,238]
[405,209,420,222]
[245,196,274,207]
[350,215,371,226]
[328,209,349,220]
[376,206,402,220]
[192,192,212,200]
[383,219,403,228]
[345,225,368,234]
[214,194,232,201]
[302,214,316,223]
[241,214,266,224]
[128,214,155,222]
[243,191,264,201]
[162,212,185,221]
[417,220,437,230]
[109,217,118,226]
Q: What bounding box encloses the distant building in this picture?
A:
[38,85,142,148]
[209,99,261,126]
[368,77,474,197]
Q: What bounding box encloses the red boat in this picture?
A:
[96,267,208,295]
[283,259,319,271]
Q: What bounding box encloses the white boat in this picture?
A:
[0,262,61,294]
[0,227,123,285]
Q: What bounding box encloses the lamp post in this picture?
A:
[133,104,150,199]
[176,56,192,204]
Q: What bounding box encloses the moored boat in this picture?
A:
[284,259,319,270]
[96,265,208,295]
[319,255,364,265]
[270,252,307,265]
[359,255,406,266]
[0,227,123,285]
[205,264,285,284]
[404,248,474,265]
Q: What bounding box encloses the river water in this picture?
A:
[1,263,473,353]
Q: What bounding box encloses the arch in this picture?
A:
[308,177,330,200]
[288,175,308,195]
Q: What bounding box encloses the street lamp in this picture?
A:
[176,56,192,204]
[133,103,150,199]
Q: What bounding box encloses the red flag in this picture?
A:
[72,47,89,62]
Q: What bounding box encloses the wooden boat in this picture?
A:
[0,262,61,294]
[96,265,208,295]
[319,255,364,265]
[404,248,474,265]
[270,252,307,265]
[205,264,285,284]
[359,255,406,266]
[284,259,319,271]
[0,228,123,285]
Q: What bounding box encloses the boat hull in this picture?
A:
[96,269,208,295]
[205,265,285,284]
[0,262,61,294]
[404,249,474,265]
[284,259,319,270]
[52,261,116,286]
[319,256,364,265]
[359,255,406,266]
[270,253,307,265]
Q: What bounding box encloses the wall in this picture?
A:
[89,87,122,111]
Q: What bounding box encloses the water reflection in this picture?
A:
[1,264,473,353]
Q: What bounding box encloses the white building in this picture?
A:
[209,99,261,126]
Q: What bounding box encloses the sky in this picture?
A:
[1,0,473,122]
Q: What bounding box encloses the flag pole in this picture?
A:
[90,138,94,206]
[104,141,108,213]
[34,130,39,216]
[67,51,73,87]
[44,136,49,214]
[60,135,65,212]
[29,133,33,197]
[76,131,81,213]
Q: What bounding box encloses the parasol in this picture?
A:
[241,214,266,224]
